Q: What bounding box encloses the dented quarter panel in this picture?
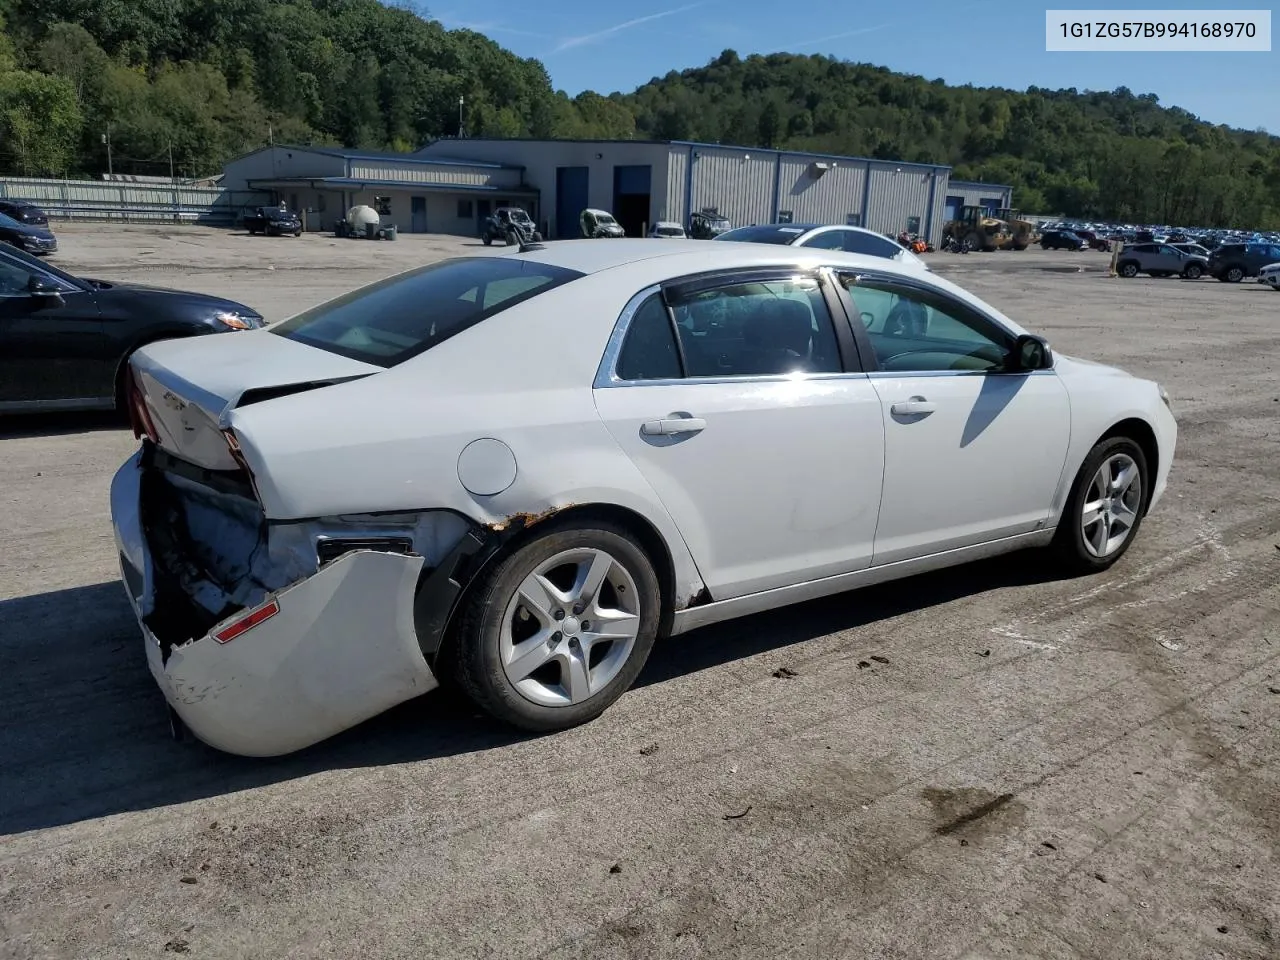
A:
[227,264,713,606]
[158,550,434,757]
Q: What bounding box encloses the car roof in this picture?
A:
[509,237,921,280]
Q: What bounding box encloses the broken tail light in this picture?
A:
[126,366,160,443]
[213,598,280,644]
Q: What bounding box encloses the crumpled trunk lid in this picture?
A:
[129,330,380,471]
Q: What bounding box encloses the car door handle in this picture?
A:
[641,416,707,436]
[890,397,936,416]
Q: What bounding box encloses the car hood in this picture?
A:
[1054,353,1133,380]
[7,223,55,240]
[130,331,382,470]
[90,280,259,317]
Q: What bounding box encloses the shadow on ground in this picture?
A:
[0,551,1061,836]
[0,410,125,440]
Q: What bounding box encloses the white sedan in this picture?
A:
[1258,261,1280,288]
[112,239,1176,756]
[714,223,930,271]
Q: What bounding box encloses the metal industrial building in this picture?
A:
[220,145,539,235]
[221,139,1014,244]
[945,179,1016,222]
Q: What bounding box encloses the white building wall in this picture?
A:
[688,146,775,227]
[945,181,1014,209]
[416,139,673,238]
[776,157,867,225]
[864,163,941,242]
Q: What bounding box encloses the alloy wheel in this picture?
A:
[1080,453,1143,558]
[499,548,642,707]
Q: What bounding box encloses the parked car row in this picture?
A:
[1114,239,1280,282]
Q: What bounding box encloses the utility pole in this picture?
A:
[168,141,175,182]
[458,96,464,138]
[101,125,113,177]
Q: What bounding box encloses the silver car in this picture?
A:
[1116,243,1207,279]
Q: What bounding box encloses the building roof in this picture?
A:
[225,144,523,171]
[426,137,950,173]
[247,176,537,194]
[948,180,1015,191]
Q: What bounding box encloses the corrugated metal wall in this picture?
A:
[664,146,689,224]
[776,157,867,224]
[347,161,522,188]
[689,147,774,227]
[222,147,344,189]
[0,177,269,224]
[864,164,940,242]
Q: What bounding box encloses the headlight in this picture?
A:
[213,311,262,330]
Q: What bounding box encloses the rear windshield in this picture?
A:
[271,257,583,366]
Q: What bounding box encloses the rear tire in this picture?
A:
[1182,263,1203,280]
[1051,437,1149,574]
[482,234,492,246]
[1118,262,1139,278]
[453,521,662,732]
[1225,266,1245,283]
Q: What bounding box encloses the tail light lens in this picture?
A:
[213,599,280,644]
[125,367,159,443]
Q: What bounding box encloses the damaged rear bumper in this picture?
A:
[110,450,440,757]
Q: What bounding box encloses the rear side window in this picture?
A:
[616,296,682,381]
[272,257,582,366]
[836,230,902,260]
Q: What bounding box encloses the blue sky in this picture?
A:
[430,0,1275,132]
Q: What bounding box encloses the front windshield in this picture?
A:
[272,257,583,367]
[264,208,293,220]
[656,226,683,236]
[597,214,616,225]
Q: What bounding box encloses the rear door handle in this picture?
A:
[641,416,707,436]
[890,397,936,416]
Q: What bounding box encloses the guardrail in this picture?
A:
[0,177,270,226]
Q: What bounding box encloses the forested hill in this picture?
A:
[1,1,1277,226]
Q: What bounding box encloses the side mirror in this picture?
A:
[1012,334,1052,371]
[28,276,64,302]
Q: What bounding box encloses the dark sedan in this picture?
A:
[0,211,57,255]
[1040,230,1086,251]
[0,200,50,225]
[0,244,263,413]
[244,206,303,237]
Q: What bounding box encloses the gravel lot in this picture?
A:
[2,225,1277,960]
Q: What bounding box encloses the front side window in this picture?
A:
[613,277,840,379]
[838,273,1013,373]
[906,216,921,234]
[272,257,583,366]
[0,255,35,297]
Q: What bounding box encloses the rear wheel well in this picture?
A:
[430,503,682,676]
[1099,418,1159,512]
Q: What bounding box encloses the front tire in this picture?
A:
[1225,265,1245,283]
[1052,437,1148,574]
[1182,263,1203,280]
[1118,262,1139,278]
[453,522,662,732]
